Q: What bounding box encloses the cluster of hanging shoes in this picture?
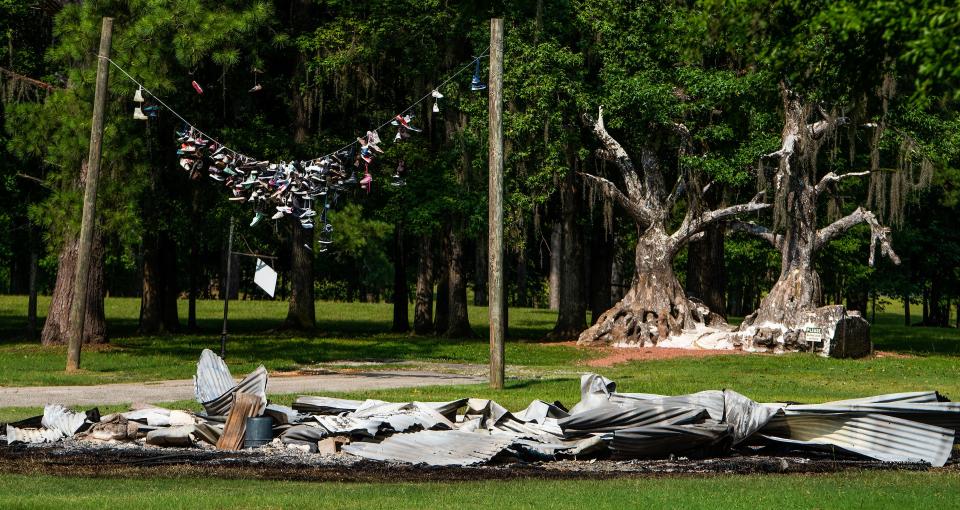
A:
[132,86,160,120]
[173,123,414,248]
[138,54,489,249]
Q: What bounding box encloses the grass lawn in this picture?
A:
[0,470,958,509]
[0,294,958,421]
[0,295,592,386]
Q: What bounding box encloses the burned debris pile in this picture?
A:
[3,350,958,468]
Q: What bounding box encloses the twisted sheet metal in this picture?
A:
[342,430,518,466]
[193,349,236,403]
[40,404,87,436]
[760,412,955,466]
[5,425,63,444]
[611,422,733,458]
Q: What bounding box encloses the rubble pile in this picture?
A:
[3,350,958,467]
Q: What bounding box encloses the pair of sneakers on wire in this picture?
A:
[392,113,421,142]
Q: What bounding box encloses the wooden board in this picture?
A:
[216,392,260,450]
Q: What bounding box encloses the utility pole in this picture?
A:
[221,218,235,359]
[66,17,113,372]
[488,18,505,389]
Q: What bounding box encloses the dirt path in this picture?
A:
[546,342,748,368]
[0,370,484,408]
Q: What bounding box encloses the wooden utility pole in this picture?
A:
[488,18,505,389]
[66,17,113,372]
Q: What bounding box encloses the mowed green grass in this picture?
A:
[0,471,958,510]
[0,295,958,401]
[0,295,591,386]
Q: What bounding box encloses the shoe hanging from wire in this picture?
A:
[470,58,486,91]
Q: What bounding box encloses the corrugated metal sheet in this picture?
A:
[353,401,455,432]
[193,349,268,416]
[279,423,327,448]
[193,349,236,403]
[559,404,709,437]
[611,422,732,458]
[822,391,946,405]
[342,430,517,466]
[292,396,364,415]
[760,412,955,466]
[40,404,87,436]
[5,425,63,444]
[513,400,570,423]
[313,415,381,437]
[781,402,960,432]
[200,366,268,416]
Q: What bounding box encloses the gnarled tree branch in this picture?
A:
[671,192,770,246]
[730,221,782,249]
[816,206,900,266]
[583,106,644,202]
[815,170,872,196]
[579,172,649,226]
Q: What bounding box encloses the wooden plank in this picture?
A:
[216,392,260,450]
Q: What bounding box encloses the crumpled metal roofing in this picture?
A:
[292,396,364,415]
[565,373,957,467]
[611,422,733,458]
[5,404,89,444]
[559,404,709,436]
[41,404,87,437]
[193,349,267,416]
[759,411,955,466]
[342,429,518,466]
[5,425,63,444]
[353,400,456,432]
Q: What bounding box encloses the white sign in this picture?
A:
[804,326,823,344]
[254,258,277,297]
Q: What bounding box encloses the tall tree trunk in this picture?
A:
[589,219,613,325]
[474,235,488,306]
[414,235,435,334]
[548,224,561,310]
[27,222,39,339]
[40,229,107,345]
[922,283,929,325]
[282,0,316,330]
[516,245,529,307]
[548,172,586,340]
[392,224,409,333]
[685,223,727,317]
[434,236,450,335]
[846,290,868,317]
[444,227,474,337]
[745,158,821,327]
[187,188,200,331]
[139,230,180,334]
[579,226,695,345]
[929,277,946,326]
[904,293,911,326]
[284,222,315,330]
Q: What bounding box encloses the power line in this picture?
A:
[99,48,490,163]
